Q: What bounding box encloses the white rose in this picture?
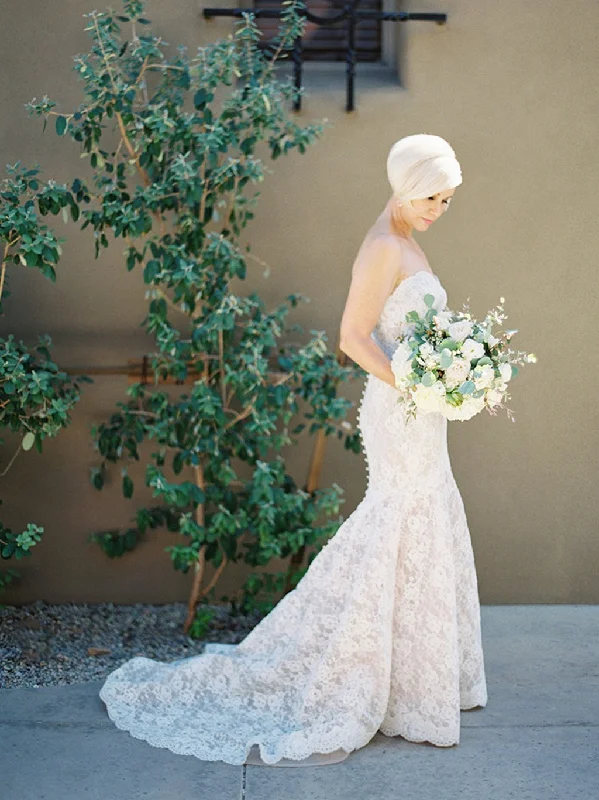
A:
[413,382,445,414]
[460,338,485,361]
[448,319,474,341]
[499,362,513,383]
[444,357,471,388]
[433,310,453,331]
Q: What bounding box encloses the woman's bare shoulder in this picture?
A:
[352,231,404,280]
[355,229,431,288]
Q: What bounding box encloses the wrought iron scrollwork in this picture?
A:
[202,2,447,111]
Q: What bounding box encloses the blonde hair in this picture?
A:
[386,134,462,202]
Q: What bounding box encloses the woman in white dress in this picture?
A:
[99,133,488,767]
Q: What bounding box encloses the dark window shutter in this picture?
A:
[254,0,382,63]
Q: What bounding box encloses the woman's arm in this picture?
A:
[339,235,403,389]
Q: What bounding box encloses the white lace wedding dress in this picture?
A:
[99,269,488,767]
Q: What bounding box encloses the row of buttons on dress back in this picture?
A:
[356,376,371,491]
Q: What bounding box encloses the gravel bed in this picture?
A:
[0,600,265,689]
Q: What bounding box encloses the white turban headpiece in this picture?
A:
[386,134,462,202]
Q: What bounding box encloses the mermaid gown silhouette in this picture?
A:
[99,270,488,766]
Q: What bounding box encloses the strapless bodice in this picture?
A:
[371,270,447,359]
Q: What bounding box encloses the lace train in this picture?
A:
[99,271,488,765]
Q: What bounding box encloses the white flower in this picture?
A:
[433,310,453,331]
[474,364,495,390]
[444,395,485,421]
[421,343,440,370]
[460,338,485,361]
[412,381,446,414]
[486,387,505,407]
[448,319,473,341]
[499,362,513,383]
[487,334,500,347]
[444,357,471,388]
[390,340,414,383]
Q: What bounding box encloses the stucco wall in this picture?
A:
[0,0,597,605]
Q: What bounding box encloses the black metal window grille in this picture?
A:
[202,2,447,112]
[254,0,382,63]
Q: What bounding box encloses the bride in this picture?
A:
[99,133,488,767]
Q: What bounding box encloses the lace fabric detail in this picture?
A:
[99,269,488,765]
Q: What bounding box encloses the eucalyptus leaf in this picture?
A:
[440,337,459,351]
[55,116,67,136]
[439,349,453,369]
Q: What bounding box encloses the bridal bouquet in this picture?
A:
[390,293,536,422]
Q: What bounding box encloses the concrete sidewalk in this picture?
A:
[2,605,598,800]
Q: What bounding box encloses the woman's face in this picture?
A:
[405,188,456,231]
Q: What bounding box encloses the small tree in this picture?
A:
[26,0,365,633]
[0,163,91,592]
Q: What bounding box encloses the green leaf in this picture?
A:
[459,380,475,395]
[193,89,214,109]
[421,371,436,387]
[423,293,435,308]
[22,432,35,451]
[439,349,453,369]
[124,528,138,550]
[122,475,134,498]
[439,337,459,351]
[143,260,160,283]
[56,115,67,136]
[91,467,104,490]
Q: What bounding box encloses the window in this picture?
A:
[253,0,382,63]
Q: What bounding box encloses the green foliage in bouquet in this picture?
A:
[393,292,536,422]
[0,163,92,593]
[25,0,365,633]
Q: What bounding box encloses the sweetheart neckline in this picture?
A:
[388,270,441,300]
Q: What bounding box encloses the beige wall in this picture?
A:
[1,0,597,605]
